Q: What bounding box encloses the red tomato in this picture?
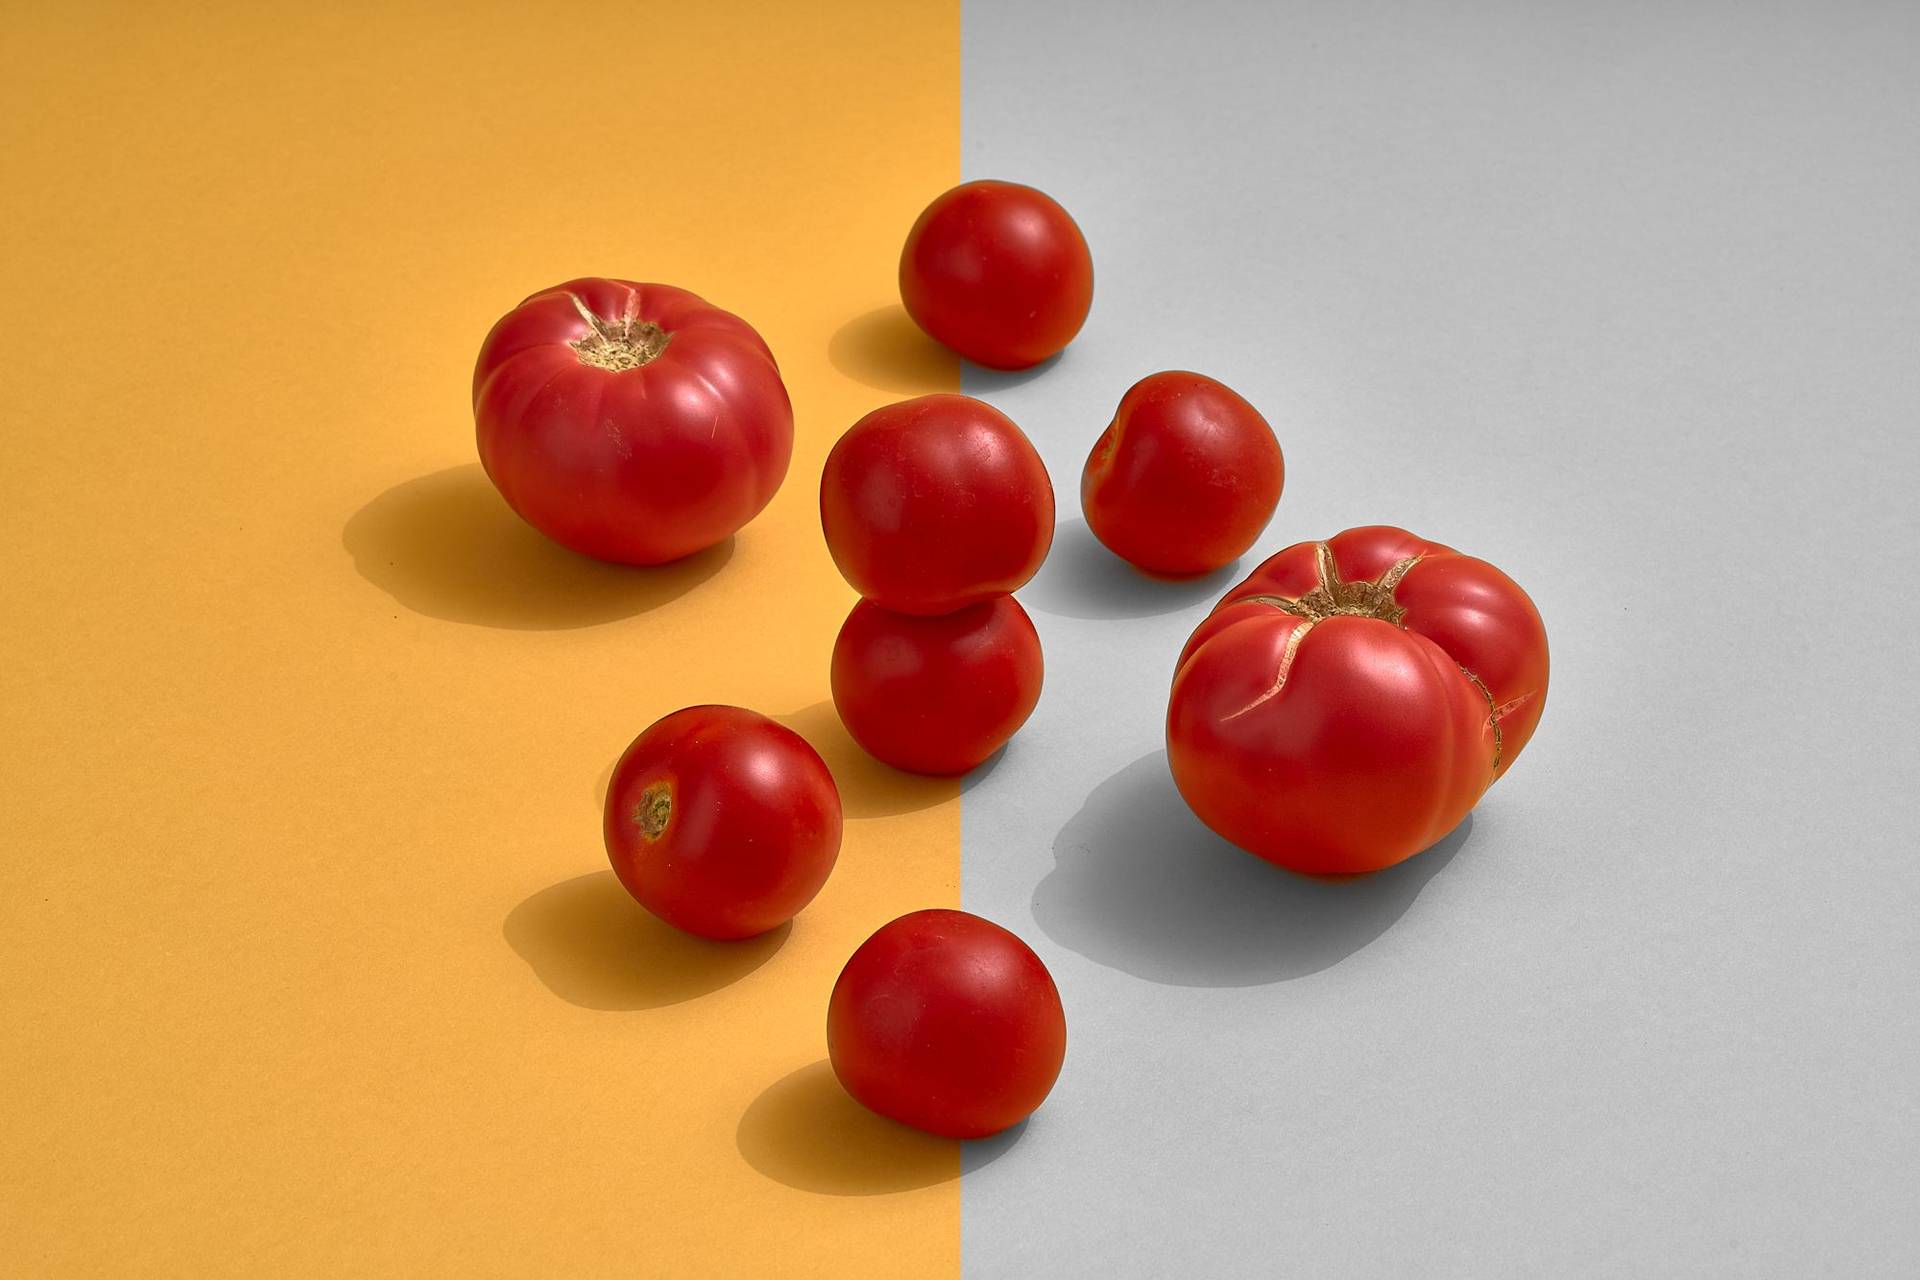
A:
[820,394,1054,615]
[831,597,1043,775]
[899,180,1094,370]
[603,705,841,940]
[829,909,1066,1139]
[473,278,792,565]
[1168,527,1549,875]
[1082,371,1285,576]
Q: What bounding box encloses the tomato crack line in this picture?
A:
[1222,619,1318,721]
[1493,690,1535,721]
[1457,665,1504,772]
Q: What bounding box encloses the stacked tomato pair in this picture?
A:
[818,396,1052,775]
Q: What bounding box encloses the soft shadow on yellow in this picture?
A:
[736,1061,957,1196]
[775,700,954,819]
[344,464,733,629]
[826,306,958,395]
[592,756,617,815]
[504,872,788,1011]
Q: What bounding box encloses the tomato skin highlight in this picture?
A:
[820,394,1054,616]
[1081,371,1285,576]
[828,909,1066,1139]
[898,180,1094,370]
[473,278,793,565]
[1167,527,1549,875]
[831,597,1043,776]
[603,705,841,940]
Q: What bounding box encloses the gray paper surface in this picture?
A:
[958,2,1920,1274]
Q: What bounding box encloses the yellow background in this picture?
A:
[0,3,965,1273]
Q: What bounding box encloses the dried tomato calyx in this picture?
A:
[1243,542,1420,626]
[568,292,673,371]
[633,782,672,839]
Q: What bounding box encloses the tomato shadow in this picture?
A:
[960,743,1009,793]
[827,306,958,395]
[960,348,1064,393]
[1031,751,1470,987]
[343,464,733,629]
[736,1060,1021,1195]
[503,871,788,1010]
[591,756,616,814]
[1019,518,1240,621]
[961,1115,1030,1175]
[774,700,957,819]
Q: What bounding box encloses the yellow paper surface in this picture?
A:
[0,3,962,1273]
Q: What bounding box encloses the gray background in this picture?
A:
[958,2,1919,1275]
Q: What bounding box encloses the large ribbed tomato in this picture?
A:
[1168,527,1549,875]
[473,278,792,564]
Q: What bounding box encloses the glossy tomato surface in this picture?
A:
[828,909,1066,1139]
[473,278,792,564]
[899,180,1094,370]
[603,705,841,940]
[1168,527,1549,875]
[820,394,1054,615]
[831,596,1042,775]
[1082,371,1285,576]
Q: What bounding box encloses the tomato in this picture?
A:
[1167,527,1549,875]
[473,278,792,565]
[820,394,1054,615]
[898,180,1094,370]
[828,909,1066,1139]
[1082,371,1285,576]
[831,596,1043,775]
[603,705,841,940]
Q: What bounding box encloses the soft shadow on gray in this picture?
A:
[961,743,1010,793]
[961,1117,1030,1174]
[736,1060,1018,1195]
[1019,518,1240,621]
[344,464,733,629]
[1032,751,1470,987]
[504,872,788,1010]
[962,349,1064,392]
[827,306,958,395]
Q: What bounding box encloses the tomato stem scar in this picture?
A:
[1239,544,1504,771]
[634,783,672,839]
[1243,543,1420,626]
[568,291,673,371]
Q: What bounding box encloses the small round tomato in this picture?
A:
[831,597,1042,775]
[603,705,841,940]
[1168,527,1549,875]
[473,278,792,565]
[1082,371,1285,576]
[820,394,1054,615]
[899,180,1094,370]
[829,909,1066,1138]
